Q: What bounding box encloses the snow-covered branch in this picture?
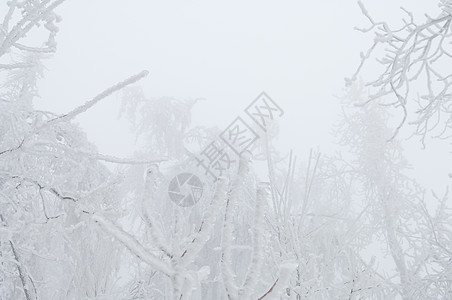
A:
[239,182,268,299]
[178,177,229,267]
[91,214,174,277]
[0,0,65,57]
[258,262,297,300]
[25,141,167,165]
[41,70,149,129]
[142,164,173,258]
[349,1,452,143]
[221,151,251,298]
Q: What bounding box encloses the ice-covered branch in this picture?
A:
[91,214,174,277]
[41,70,149,129]
[0,0,66,57]
[82,152,166,165]
[178,177,229,267]
[15,71,150,158]
[167,177,229,299]
[12,43,55,53]
[10,175,78,203]
[258,262,297,300]
[0,214,35,300]
[25,141,167,165]
[221,152,251,298]
[0,138,24,156]
[239,182,268,299]
[9,240,34,300]
[142,165,173,258]
[349,1,452,142]
[0,63,32,70]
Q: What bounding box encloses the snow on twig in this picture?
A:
[221,151,251,298]
[40,70,149,130]
[178,177,229,267]
[239,182,268,298]
[26,141,167,165]
[142,164,173,258]
[258,262,297,300]
[0,0,66,56]
[92,214,174,277]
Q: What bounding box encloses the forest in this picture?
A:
[1,0,452,299]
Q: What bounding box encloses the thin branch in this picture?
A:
[39,70,149,130]
[178,177,229,267]
[221,152,252,299]
[91,214,174,277]
[239,182,268,298]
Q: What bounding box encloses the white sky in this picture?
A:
[35,0,449,191]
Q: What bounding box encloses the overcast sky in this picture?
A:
[35,0,448,191]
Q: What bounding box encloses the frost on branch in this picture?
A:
[119,86,199,158]
[238,182,268,299]
[92,214,174,277]
[2,1,452,299]
[350,1,452,144]
[0,0,64,61]
[221,151,251,298]
[258,262,297,300]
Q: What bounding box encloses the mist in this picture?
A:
[1,0,451,299]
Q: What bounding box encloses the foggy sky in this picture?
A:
[35,0,448,191]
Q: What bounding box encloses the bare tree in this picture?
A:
[349,0,452,145]
[340,82,452,299]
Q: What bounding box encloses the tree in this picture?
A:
[3,1,451,299]
[349,0,452,145]
[340,82,452,299]
[0,1,150,299]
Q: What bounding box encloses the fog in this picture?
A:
[34,1,449,191]
[2,0,452,299]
